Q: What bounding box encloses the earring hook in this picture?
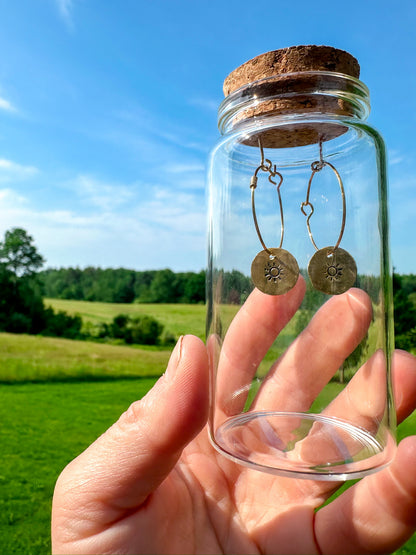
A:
[249,138,300,296]
[250,140,285,253]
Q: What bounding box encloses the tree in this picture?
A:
[0,227,82,339]
[0,228,46,334]
[181,271,205,303]
[134,271,154,302]
[147,269,179,303]
[0,227,45,277]
[104,313,165,345]
[128,315,164,345]
[393,273,416,350]
[221,270,252,304]
[112,270,136,303]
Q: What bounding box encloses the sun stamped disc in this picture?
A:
[251,248,299,295]
[308,246,357,295]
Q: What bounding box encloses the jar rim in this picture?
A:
[218,70,371,136]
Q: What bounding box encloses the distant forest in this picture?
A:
[39,266,416,306]
[39,267,254,305]
[40,267,207,304]
[39,267,416,350]
[3,226,416,350]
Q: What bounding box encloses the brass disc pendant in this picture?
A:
[251,247,299,295]
[308,247,357,295]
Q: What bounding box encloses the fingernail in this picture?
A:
[347,287,368,308]
[347,288,373,320]
[165,335,184,380]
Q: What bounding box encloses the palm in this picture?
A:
[168,436,323,555]
[78,432,325,554]
[52,283,416,555]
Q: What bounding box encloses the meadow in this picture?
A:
[0,300,415,554]
[45,298,208,339]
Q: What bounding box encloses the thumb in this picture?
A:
[53,335,209,519]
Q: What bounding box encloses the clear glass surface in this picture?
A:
[206,74,395,480]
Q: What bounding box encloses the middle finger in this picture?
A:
[252,287,372,412]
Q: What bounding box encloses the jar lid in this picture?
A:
[223,45,360,96]
[222,46,363,148]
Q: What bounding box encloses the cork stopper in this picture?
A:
[222,45,362,148]
[224,45,360,96]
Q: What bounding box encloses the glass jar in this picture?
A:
[206,46,395,480]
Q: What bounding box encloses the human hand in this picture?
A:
[52,279,416,554]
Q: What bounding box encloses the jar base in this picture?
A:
[212,411,395,481]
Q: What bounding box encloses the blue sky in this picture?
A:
[0,0,415,272]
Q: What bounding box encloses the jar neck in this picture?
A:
[218,71,370,141]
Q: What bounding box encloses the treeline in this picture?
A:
[0,228,175,345]
[393,273,416,350]
[40,267,206,304]
[3,227,416,351]
[0,228,83,339]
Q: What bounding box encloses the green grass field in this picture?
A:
[0,332,170,383]
[1,300,416,554]
[45,298,208,339]
[0,378,157,554]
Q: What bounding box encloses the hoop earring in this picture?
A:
[301,143,357,295]
[250,140,299,295]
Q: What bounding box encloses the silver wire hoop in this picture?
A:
[300,160,346,254]
[250,166,284,255]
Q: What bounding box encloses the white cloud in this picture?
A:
[0,96,17,113]
[189,97,220,112]
[54,0,74,28]
[0,173,206,271]
[163,162,206,190]
[390,172,416,193]
[386,171,416,273]
[0,159,39,182]
[107,104,212,157]
[136,187,205,235]
[0,187,28,205]
[70,174,136,211]
[166,163,205,174]
[388,149,405,166]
